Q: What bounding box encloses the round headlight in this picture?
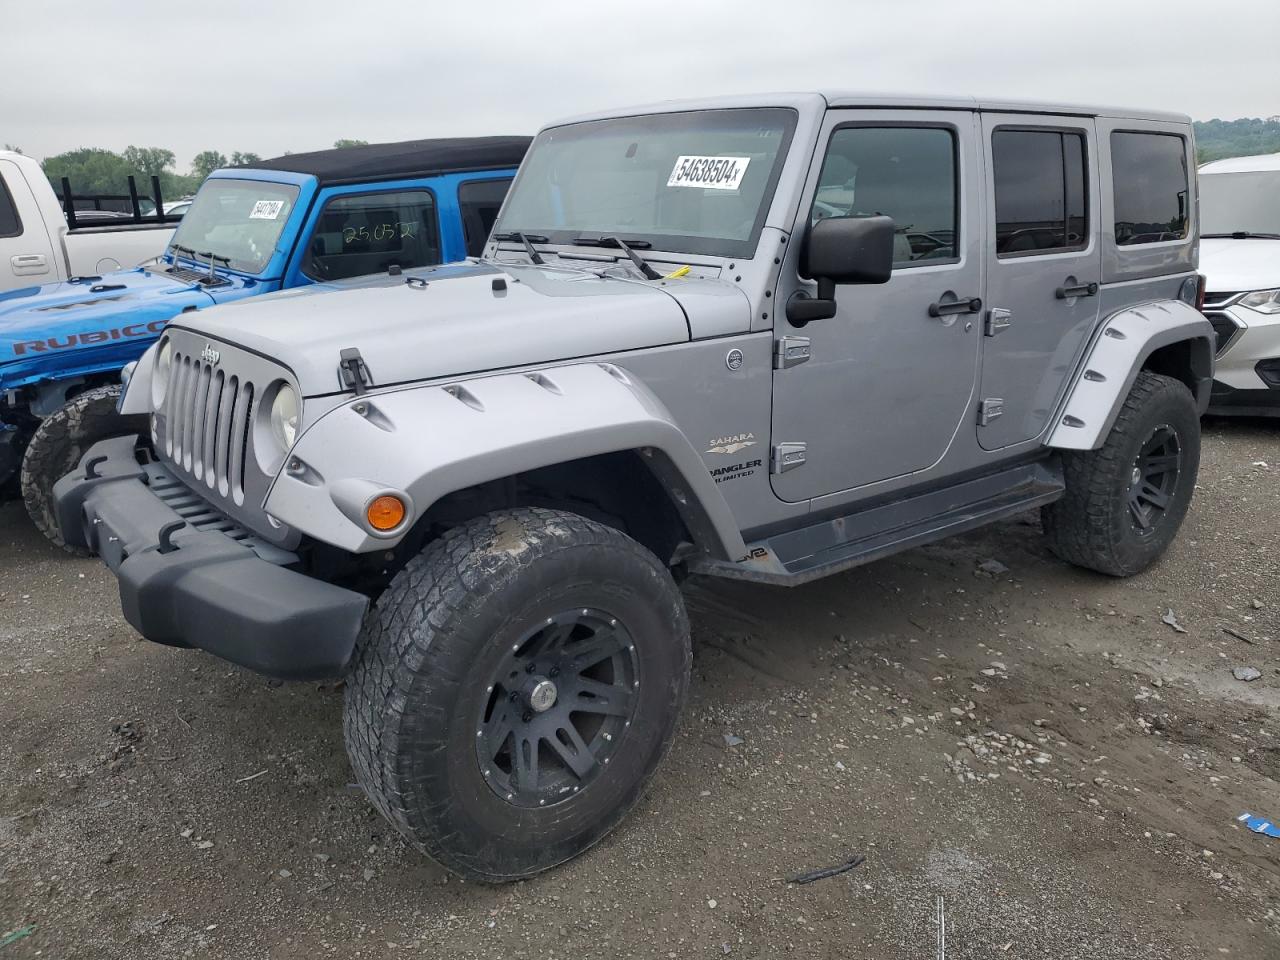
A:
[151,340,172,407]
[269,383,300,451]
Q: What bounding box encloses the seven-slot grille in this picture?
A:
[162,347,256,504]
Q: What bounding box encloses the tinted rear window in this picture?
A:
[1110,132,1189,245]
[991,129,1088,256]
[458,178,511,257]
[0,178,21,237]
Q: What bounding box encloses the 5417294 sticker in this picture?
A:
[249,199,286,220]
[667,155,750,191]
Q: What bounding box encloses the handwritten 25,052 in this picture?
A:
[344,222,417,244]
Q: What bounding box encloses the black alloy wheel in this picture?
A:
[1127,424,1182,534]
[476,608,640,808]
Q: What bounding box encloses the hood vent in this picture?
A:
[36,295,127,311]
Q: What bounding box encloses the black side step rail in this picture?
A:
[691,460,1065,586]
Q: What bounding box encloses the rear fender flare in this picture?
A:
[1047,299,1214,451]
[264,362,746,560]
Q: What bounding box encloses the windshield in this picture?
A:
[168,179,300,274]
[1200,171,1280,236]
[495,108,797,258]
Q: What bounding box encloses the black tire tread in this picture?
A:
[343,506,689,881]
[1042,370,1198,577]
[20,384,132,553]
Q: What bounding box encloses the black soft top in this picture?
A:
[249,136,532,186]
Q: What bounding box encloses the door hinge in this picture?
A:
[771,442,807,474]
[985,307,1012,337]
[978,398,1004,426]
[773,335,812,369]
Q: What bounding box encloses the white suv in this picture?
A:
[1198,152,1280,415]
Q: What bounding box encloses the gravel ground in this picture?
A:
[1,418,1277,959]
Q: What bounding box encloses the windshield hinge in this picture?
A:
[338,347,373,395]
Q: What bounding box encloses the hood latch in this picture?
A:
[339,347,373,395]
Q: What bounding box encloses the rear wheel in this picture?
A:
[343,507,690,882]
[21,384,143,553]
[1042,371,1200,576]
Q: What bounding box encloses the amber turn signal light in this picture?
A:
[366,495,406,531]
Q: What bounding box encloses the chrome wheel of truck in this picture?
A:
[343,507,690,882]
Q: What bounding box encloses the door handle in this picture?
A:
[1055,281,1098,300]
[928,296,982,318]
[11,253,50,275]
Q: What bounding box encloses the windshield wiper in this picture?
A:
[571,236,662,280]
[198,249,232,285]
[1203,231,1280,240]
[170,243,198,265]
[493,231,548,265]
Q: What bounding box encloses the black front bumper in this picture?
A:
[52,436,368,679]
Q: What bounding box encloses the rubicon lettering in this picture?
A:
[12,319,168,355]
[667,155,751,191]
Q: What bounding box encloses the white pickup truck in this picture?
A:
[0,150,176,292]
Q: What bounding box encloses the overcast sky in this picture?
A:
[4,0,1276,168]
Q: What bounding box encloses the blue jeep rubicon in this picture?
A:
[0,136,529,547]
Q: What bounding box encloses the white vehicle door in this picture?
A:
[0,158,59,291]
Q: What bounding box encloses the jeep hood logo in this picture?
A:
[200,344,220,365]
[706,432,756,455]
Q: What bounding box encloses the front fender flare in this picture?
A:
[1047,299,1214,451]
[264,362,746,560]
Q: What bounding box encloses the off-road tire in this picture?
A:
[1042,371,1199,577]
[343,507,691,882]
[21,384,144,554]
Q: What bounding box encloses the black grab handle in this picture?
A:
[1056,282,1099,299]
[928,296,983,318]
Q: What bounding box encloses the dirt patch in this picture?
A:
[1,418,1277,958]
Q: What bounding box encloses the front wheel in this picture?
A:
[1042,370,1200,576]
[343,507,691,882]
[21,384,144,553]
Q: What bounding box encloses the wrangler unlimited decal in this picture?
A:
[12,319,168,356]
[709,457,762,484]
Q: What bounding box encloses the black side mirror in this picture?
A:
[788,215,895,325]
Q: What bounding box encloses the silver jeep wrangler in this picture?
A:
[54,93,1213,882]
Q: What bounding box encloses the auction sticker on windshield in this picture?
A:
[249,200,286,220]
[667,156,750,191]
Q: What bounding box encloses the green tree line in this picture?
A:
[7,139,367,201]
[1193,117,1280,163]
[21,121,1274,198]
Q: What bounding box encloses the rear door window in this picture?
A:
[306,189,440,280]
[1110,132,1189,245]
[458,178,512,257]
[991,129,1088,256]
[0,177,22,238]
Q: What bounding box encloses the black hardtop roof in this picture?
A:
[249,136,532,186]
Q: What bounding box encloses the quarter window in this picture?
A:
[458,178,512,258]
[992,129,1088,256]
[0,178,21,238]
[1110,132,1189,245]
[306,190,440,281]
[812,126,958,266]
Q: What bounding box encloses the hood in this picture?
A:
[0,268,216,366]
[1199,237,1280,295]
[175,262,698,395]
